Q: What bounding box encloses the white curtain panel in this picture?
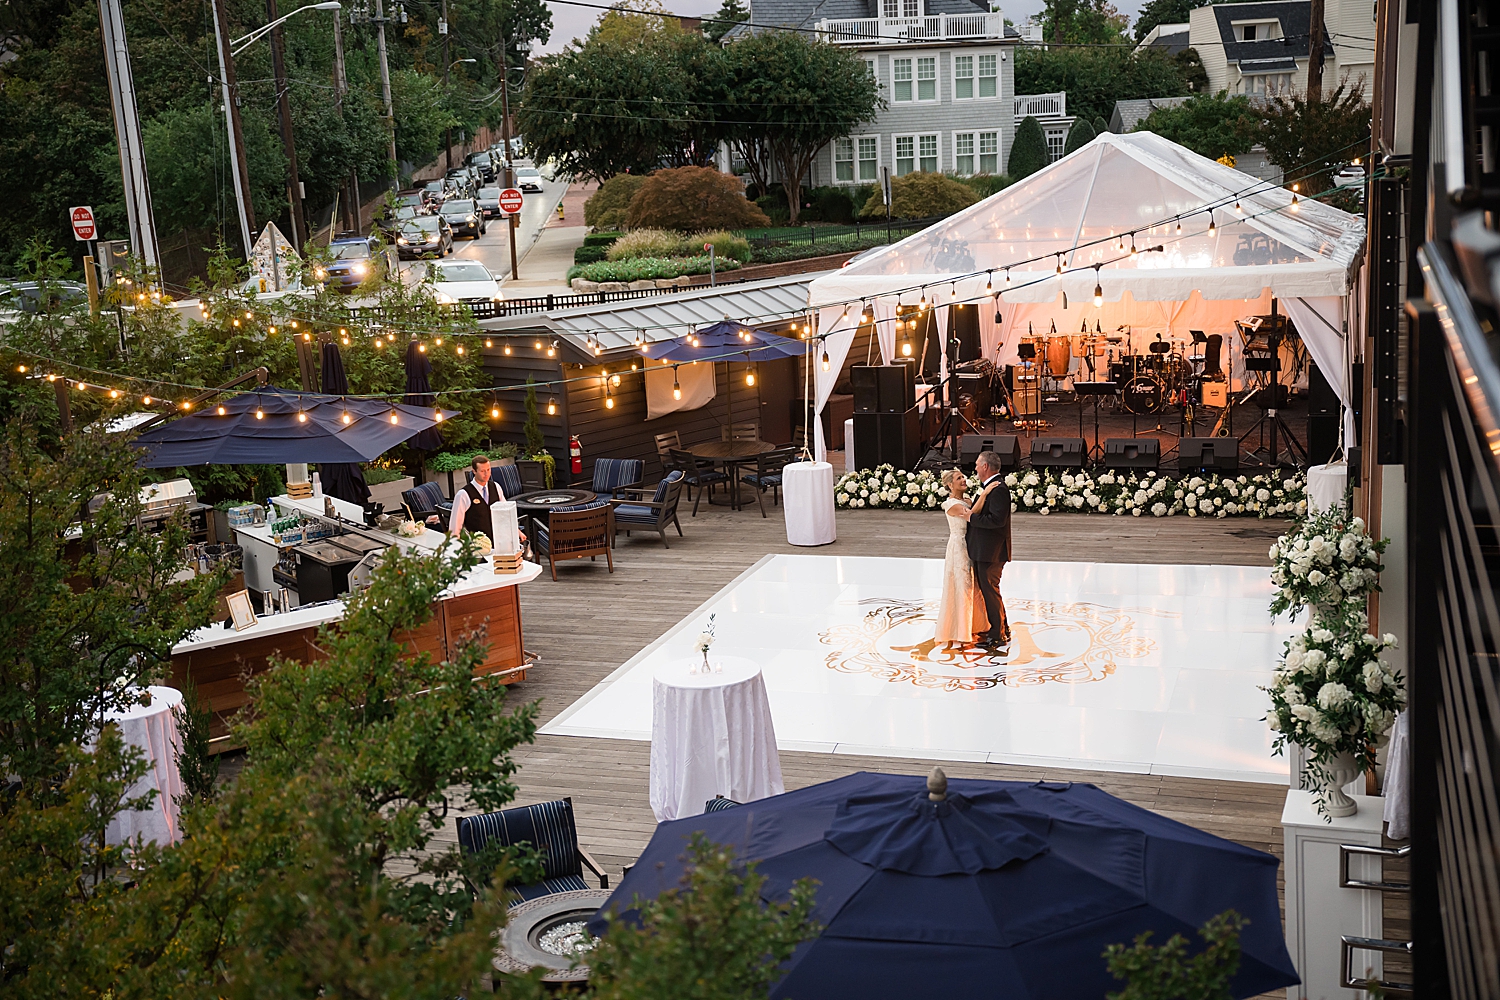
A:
[645,359,716,420]
[873,296,897,365]
[813,306,858,462]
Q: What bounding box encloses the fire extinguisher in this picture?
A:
[569,435,582,476]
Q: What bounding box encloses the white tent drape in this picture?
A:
[813,306,857,462]
[873,297,896,365]
[1279,295,1353,446]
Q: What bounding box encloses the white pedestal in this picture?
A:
[843,417,855,473]
[1282,789,1386,999]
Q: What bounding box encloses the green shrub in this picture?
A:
[362,466,411,485]
[573,254,742,283]
[755,192,790,226]
[747,231,892,265]
[585,175,648,230]
[693,230,752,263]
[607,228,687,261]
[626,166,772,231]
[583,231,622,247]
[859,172,978,220]
[1092,115,1110,134]
[955,174,1012,199]
[1008,116,1050,179]
[1064,118,1097,155]
[574,245,608,265]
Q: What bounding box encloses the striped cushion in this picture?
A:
[456,799,582,883]
[414,481,447,508]
[592,458,643,495]
[493,463,522,499]
[652,469,685,503]
[704,796,741,813]
[611,504,656,521]
[554,500,610,514]
[510,873,590,902]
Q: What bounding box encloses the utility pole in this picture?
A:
[266,0,307,247]
[1306,0,1326,104]
[373,0,399,183]
[499,37,518,280]
[212,0,256,255]
[441,0,452,171]
[331,10,359,232]
[96,0,160,267]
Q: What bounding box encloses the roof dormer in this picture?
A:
[1230,18,1283,41]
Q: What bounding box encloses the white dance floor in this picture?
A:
[540,555,1298,784]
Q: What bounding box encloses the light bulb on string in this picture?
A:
[434,337,442,346]
[390,409,399,425]
[547,397,558,415]
[491,403,501,420]
[218,405,228,416]
[918,289,927,310]
[1206,212,1216,236]
[1056,254,1064,275]
[456,345,465,355]
[1129,236,1137,257]
[1004,268,1012,287]
[433,407,444,422]
[605,386,614,409]
[1175,218,1182,234]
[985,271,993,293]
[141,394,152,405]
[1093,266,1103,308]
[1290,193,1300,212]
[534,339,543,350]
[901,340,912,357]
[821,349,831,372]
[672,372,682,400]
[547,341,557,358]
[1234,199,1242,215]
[109,389,119,399]
[77,382,86,391]
[1116,234,1125,252]
[341,408,351,424]
[611,372,621,387]
[268,325,276,334]
[181,401,191,411]
[503,342,512,355]
[302,332,311,342]
[297,409,308,423]
[255,407,264,420]
[485,338,494,348]
[746,366,756,387]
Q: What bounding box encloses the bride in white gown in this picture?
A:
[934,468,990,647]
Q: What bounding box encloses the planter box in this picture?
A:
[367,476,414,513]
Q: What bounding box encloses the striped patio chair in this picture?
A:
[587,457,644,499]
[610,470,685,548]
[401,480,452,521]
[704,795,741,813]
[493,462,523,499]
[532,501,614,580]
[456,797,609,902]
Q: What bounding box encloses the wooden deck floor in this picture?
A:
[490,507,1293,879]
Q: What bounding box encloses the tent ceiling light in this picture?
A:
[1290,194,1300,211]
[821,349,831,372]
[298,410,308,423]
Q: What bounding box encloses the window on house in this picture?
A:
[978,53,997,97]
[1244,72,1292,94]
[979,131,999,173]
[865,58,876,81]
[955,132,975,174]
[954,56,974,99]
[1241,23,1257,39]
[919,134,938,172]
[902,0,919,17]
[883,0,899,17]
[835,138,855,182]
[895,135,915,175]
[893,59,913,101]
[858,136,879,181]
[1046,129,1065,161]
[917,57,936,101]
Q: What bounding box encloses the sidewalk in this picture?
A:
[501,226,584,297]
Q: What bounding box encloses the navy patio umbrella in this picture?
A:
[318,342,372,507]
[589,772,1298,1000]
[132,387,458,467]
[644,319,806,364]
[403,339,446,453]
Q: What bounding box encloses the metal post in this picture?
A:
[499,37,518,280]
[266,0,306,247]
[84,254,100,315]
[331,10,359,232]
[96,0,160,267]
[441,0,451,171]
[212,0,256,256]
[373,0,398,181]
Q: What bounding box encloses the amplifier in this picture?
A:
[1103,437,1160,471]
[853,409,921,470]
[1178,436,1240,473]
[1029,437,1087,469]
[959,434,1021,471]
[1201,380,1228,407]
[1013,377,1042,417]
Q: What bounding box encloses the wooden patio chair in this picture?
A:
[740,446,796,518]
[722,420,761,443]
[610,470,685,548]
[456,797,609,903]
[532,501,613,580]
[668,448,728,516]
[516,459,548,491]
[654,431,682,464]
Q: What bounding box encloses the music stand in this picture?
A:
[1237,327,1307,467]
[1073,381,1117,463]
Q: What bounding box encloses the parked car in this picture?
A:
[515,165,544,193]
[421,180,446,209]
[314,234,386,292]
[373,203,419,239]
[426,259,502,306]
[0,279,88,319]
[395,215,453,258]
[439,198,486,239]
[476,186,503,218]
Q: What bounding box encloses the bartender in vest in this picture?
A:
[448,454,505,538]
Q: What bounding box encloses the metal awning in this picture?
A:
[477,273,821,360]
[1237,57,1297,72]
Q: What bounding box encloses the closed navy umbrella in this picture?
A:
[590,772,1298,1000]
[318,342,372,507]
[404,339,445,453]
[132,387,457,467]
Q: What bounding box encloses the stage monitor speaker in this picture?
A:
[1103,437,1160,471]
[850,365,914,413]
[853,410,921,470]
[1307,413,1340,466]
[1029,437,1086,469]
[1178,437,1240,473]
[960,434,1021,471]
[1308,361,1339,415]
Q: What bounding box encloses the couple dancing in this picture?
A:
[935,450,1013,651]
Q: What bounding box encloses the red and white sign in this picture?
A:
[70,205,96,241]
[498,188,524,215]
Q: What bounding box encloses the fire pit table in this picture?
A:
[493,888,612,982]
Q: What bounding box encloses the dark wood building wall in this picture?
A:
[478,343,571,471]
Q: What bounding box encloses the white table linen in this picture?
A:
[649,655,783,822]
[1306,462,1348,513]
[103,685,185,847]
[783,461,837,546]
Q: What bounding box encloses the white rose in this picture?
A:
[1311,628,1333,643]
[1152,502,1167,516]
[1038,505,1050,515]
[1382,633,1397,646]
[1362,662,1384,693]
[1307,569,1326,586]
[1267,713,1282,732]
[1285,649,1306,670]
[1290,702,1316,720]
[1257,489,1271,502]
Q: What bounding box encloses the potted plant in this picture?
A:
[363,465,415,512]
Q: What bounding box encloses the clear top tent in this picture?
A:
[804,131,1366,459]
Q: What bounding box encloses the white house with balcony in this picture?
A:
[725,0,1048,189]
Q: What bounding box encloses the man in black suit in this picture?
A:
[964,450,1013,649]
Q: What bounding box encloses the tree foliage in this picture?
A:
[624,167,770,230]
[1007,117,1051,179]
[704,0,751,42]
[1256,82,1372,201]
[584,834,822,1000]
[585,174,650,230]
[859,171,978,220]
[1064,117,1097,155]
[1104,909,1247,1000]
[1041,0,1130,44]
[1133,0,1195,41]
[1015,47,1191,126]
[1134,91,1262,160]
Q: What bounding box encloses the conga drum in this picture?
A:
[1046,336,1072,379]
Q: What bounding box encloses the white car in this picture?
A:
[516,166,544,193]
[427,259,502,306]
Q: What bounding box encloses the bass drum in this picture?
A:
[1122,374,1165,414]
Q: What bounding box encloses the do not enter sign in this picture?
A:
[498,188,524,215]
[70,205,96,241]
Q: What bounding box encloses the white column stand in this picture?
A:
[1281,789,1386,999]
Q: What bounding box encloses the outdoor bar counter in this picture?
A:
[171,492,541,749]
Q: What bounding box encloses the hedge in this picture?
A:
[570,254,742,283]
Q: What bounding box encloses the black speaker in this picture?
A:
[960,434,1022,471]
[851,366,880,413]
[1103,437,1160,471]
[1306,361,1340,465]
[1029,437,1086,469]
[853,409,921,470]
[851,365,913,414]
[1178,437,1240,473]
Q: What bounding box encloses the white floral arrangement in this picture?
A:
[834,465,1305,519]
[694,613,717,654]
[470,531,493,555]
[1268,507,1385,620]
[1265,622,1403,810]
[396,519,425,538]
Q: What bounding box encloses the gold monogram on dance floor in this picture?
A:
[819,598,1174,691]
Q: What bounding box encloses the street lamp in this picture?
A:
[444,58,476,171]
[232,1,340,56]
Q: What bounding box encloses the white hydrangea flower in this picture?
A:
[1317,682,1353,709]
[1152,502,1167,516]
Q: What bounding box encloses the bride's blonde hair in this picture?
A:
[941,468,968,492]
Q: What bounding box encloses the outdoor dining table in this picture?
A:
[687,440,774,510]
[103,685,185,847]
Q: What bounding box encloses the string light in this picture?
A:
[1290,193,1300,212]
[547,341,557,358]
[503,342,512,355]
[302,331,311,342]
[901,339,913,357]
[433,407,444,422]
[985,271,993,293]
[605,386,614,409]
[746,366,756,387]
[1005,268,1012,287]
[1207,211,1216,236]
[297,410,308,423]
[821,349,831,372]
[268,326,276,334]
[534,339,543,350]
[918,289,927,310]
[547,396,558,415]
[255,407,264,419]
[434,337,442,346]
[1116,234,1125,252]
[218,405,228,415]
[1129,236,1138,257]
[77,383,86,390]
[418,343,426,353]
[672,372,682,400]
[1234,199,1242,215]
[141,395,151,404]
[341,408,351,424]
[485,338,494,348]
[109,389,120,398]
[610,372,621,387]
[456,345,465,355]
[1175,218,1182,235]
[1093,265,1103,308]
[491,403,501,419]
[14,364,24,374]
[1055,254,1064,275]
[181,401,191,411]
[390,409,399,424]
[46,374,57,382]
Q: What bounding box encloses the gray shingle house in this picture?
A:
[724,0,1029,186]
